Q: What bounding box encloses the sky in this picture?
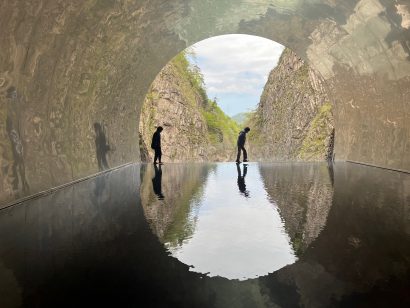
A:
[188,34,284,117]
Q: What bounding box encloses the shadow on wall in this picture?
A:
[94,122,113,171]
[4,86,29,200]
[6,116,29,197]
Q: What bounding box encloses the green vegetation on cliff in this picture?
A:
[173,51,240,145]
[245,48,334,161]
[172,51,208,104]
[298,102,333,160]
[140,50,239,161]
[232,112,252,126]
[202,99,240,145]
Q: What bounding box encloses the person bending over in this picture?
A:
[151,126,163,164]
[236,127,250,163]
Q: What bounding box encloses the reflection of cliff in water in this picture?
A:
[259,163,410,308]
[258,163,334,256]
[0,163,408,307]
[140,163,215,246]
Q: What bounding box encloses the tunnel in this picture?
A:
[0,0,409,306]
[0,0,409,206]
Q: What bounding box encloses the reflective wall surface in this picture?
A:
[0,162,408,307]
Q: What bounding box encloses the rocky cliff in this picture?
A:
[248,48,334,161]
[139,53,239,162]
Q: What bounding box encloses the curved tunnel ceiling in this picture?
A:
[0,0,409,206]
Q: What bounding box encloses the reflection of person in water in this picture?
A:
[94,122,110,171]
[327,161,335,187]
[6,116,29,193]
[152,164,164,200]
[237,163,249,198]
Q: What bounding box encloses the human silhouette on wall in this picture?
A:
[94,122,110,171]
[237,163,249,198]
[152,164,164,200]
[6,116,29,194]
[236,127,250,163]
[151,126,163,164]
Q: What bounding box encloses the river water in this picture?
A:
[0,162,408,307]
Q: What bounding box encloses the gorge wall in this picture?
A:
[141,48,335,164]
[248,48,334,161]
[139,53,239,162]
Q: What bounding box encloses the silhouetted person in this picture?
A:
[237,163,249,197]
[151,126,163,164]
[236,127,250,163]
[152,164,164,200]
[94,122,110,171]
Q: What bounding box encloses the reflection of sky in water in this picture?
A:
[165,163,296,280]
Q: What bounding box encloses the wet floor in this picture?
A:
[0,162,409,307]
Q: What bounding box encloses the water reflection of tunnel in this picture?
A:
[0,163,408,307]
[0,0,409,206]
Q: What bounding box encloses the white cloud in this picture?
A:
[189,34,284,105]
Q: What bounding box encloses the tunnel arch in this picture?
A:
[138,32,336,163]
[0,0,409,207]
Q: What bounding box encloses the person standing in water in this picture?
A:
[236,127,250,163]
[151,126,163,164]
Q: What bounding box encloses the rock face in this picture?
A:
[139,53,239,162]
[139,62,208,162]
[248,48,334,161]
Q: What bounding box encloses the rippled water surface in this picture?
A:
[0,162,409,307]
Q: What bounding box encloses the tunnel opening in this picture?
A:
[136,34,340,280]
[138,34,336,164]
